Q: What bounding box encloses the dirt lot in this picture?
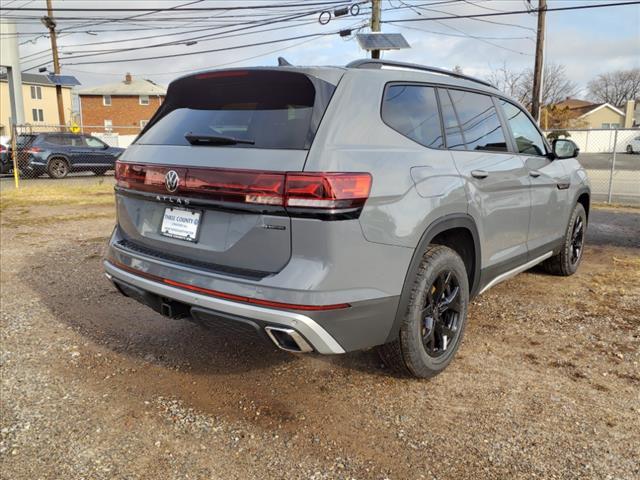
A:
[1,180,639,480]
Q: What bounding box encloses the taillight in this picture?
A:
[0,145,6,152]
[115,161,372,219]
[26,146,42,154]
[285,173,371,209]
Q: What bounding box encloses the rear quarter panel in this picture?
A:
[304,70,469,249]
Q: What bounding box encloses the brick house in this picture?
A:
[78,73,166,134]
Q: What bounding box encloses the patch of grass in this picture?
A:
[0,181,115,212]
[3,212,114,228]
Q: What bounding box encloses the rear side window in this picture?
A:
[46,135,72,146]
[137,70,334,150]
[381,85,444,148]
[437,89,466,150]
[500,100,547,156]
[447,90,508,152]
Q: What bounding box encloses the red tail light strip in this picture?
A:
[115,161,371,212]
[111,261,350,311]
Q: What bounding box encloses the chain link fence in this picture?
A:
[1,124,141,185]
[545,128,640,206]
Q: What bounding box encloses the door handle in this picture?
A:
[471,170,489,179]
[529,170,542,178]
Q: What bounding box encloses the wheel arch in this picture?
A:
[575,187,591,222]
[47,153,71,167]
[384,213,481,343]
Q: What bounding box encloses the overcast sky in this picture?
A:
[4,0,640,97]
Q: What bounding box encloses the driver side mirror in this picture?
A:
[552,139,579,159]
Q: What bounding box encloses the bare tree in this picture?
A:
[486,62,528,104]
[486,62,578,110]
[587,68,640,106]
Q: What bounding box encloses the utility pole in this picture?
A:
[371,0,381,59]
[42,0,65,126]
[531,0,547,123]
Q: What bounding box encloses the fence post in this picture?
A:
[607,129,619,204]
[10,123,19,189]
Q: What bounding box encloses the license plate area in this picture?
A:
[160,207,202,242]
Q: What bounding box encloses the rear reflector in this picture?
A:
[111,260,350,311]
[115,161,372,218]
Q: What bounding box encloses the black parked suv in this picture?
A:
[12,133,124,178]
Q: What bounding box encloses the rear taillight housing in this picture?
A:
[115,161,372,219]
[26,146,42,154]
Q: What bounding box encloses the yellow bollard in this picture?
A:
[11,125,19,189]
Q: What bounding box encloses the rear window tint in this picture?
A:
[137,70,332,150]
[437,89,466,150]
[381,85,444,148]
[447,90,508,152]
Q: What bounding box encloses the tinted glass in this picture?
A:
[84,136,106,148]
[16,135,36,147]
[381,85,444,148]
[448,90,508,152]
[437,89,465,150]
[137,70,325,150]
[500,100,546,156]
[46,135,72,146]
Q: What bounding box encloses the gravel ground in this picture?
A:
[1,201,639,480]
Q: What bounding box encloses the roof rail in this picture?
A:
[345,59,495,89]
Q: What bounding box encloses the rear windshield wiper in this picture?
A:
[184,132,255,146]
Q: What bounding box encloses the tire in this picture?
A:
[378,245,469,379]
[47,157,69,179]
[627,145,633,154]
[542,203,586,276]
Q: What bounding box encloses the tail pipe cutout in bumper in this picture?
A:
[103,261,345,355]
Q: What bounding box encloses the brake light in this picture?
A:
[0,145,6,152]
[27,147,42,154]
[115,162,372,219]
[285,173,371,209]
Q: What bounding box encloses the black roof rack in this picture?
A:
[346,59,494,89]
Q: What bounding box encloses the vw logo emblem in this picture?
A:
[165,170,180,193]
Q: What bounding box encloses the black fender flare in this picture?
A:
[385,213,481,343]
[572,186,591,220]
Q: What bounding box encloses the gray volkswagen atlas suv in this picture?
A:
[104,59,590,378]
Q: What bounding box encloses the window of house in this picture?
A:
[103,95,112,106]
[500,100,547,156]
[139,95,150,105]
[446,89,508,152]
[31,108,44,122]
[104,119,113,131]
[30,85,42,100]
[139,120,149,129]
[381,85,444,148]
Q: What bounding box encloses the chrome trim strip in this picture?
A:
[104,261,345,354]
[479,251,553,295]
[265,326,313,353]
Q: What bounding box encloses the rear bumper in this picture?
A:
[105,260,347,354]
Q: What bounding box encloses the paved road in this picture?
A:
[579,152,638,171]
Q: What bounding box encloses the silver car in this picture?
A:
[104,59,590,378]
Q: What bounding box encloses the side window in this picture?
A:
[381,85,444,148]
[500,100,547,156]
[437,89,465,150]
[84,136,106,148]
[447,90,508,152]
[46,135,71,146]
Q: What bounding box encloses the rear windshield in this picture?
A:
[137,70,334,150]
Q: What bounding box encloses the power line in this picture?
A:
[382,1,640,23]
[1,0,354,12]
[387,21,533,41]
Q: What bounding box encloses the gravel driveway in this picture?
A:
[1,199,638,480]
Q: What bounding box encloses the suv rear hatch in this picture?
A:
[114,68,352,277]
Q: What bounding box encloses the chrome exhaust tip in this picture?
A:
[265,326,313,353]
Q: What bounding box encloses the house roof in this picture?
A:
[0,72,74,87]
[78,76,166,96]
[550,98,625,119]
[576,102,625,119]
[553,98,595,110]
